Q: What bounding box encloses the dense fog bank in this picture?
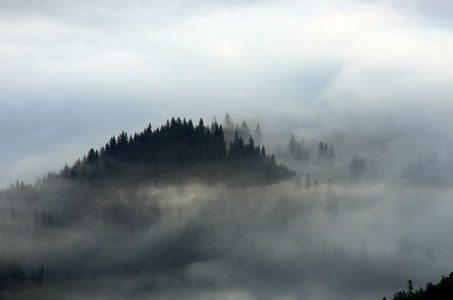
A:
[2,178,453,299]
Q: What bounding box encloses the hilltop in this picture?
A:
[52,117,293,186]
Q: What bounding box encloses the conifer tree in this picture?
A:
[289,135,297,157]
[329,145,335,160]
[246,136,255,156]
[253,124,262,145]
[241,121,250,138]
[223,112,234,129]
[407,279,414,295]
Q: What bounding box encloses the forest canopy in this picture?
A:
[56,117,294,187]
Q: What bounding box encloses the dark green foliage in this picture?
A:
[87,148,99,165]
[35,210,61,228]
[63,117,295,186]
[0,260,26,289]
[408,279,414,295]
[386,273,453,300]
[0,117,294,229]
[0,253,44,291]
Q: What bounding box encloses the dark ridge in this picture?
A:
[0,117,295,227]
[54,117,295,187]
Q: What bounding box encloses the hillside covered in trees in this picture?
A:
[2,115,452,300]
[1,115,296,235]
[40,117,293,187]
[0,116,297,298]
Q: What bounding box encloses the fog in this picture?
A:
[3,108,453,299]
[2,169,453,299]
[2,0,453,298]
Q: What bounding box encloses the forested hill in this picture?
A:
[0,117,295,296]
[25,117,294,188]
[385,273,453,300]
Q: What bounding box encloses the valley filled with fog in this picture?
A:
[2,115,453,300]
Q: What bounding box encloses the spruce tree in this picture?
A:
[253,124,262,145]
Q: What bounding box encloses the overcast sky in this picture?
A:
[1,0,453,188]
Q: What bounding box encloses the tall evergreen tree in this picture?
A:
[407,279,414,295]
[223,112,234,129]
[289,134,297,157]
[253,124,262,145]
[240,121,250,138]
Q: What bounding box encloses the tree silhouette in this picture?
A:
[408,279,414,295]
[387,273,453,299]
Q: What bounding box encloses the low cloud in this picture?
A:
[2,178,453,299]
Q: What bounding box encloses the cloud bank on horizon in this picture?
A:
[1,0,453,187]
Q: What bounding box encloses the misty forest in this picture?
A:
[2,113,453,300]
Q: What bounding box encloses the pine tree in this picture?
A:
[246,136,255,156]
[223,112,234,129]
[253,124,262,145]
[261,146,266,158]
[289,134,297,158]
[241,121,250,138]
[329,145,335,160]
[211,117,218,132]
[318,141,325,159]
[408,279,414,295]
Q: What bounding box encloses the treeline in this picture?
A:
[285,135,335,164]
[56,117,295,186]
[385,274,453,300]
[0,117,294,192]
[0,253,44,291]
[222,113,262,146]
[34,211,61,228]
[0,116,295,229]
[284,133,377,181]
